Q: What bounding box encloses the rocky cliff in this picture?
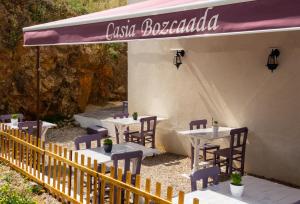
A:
[0,0,127,119]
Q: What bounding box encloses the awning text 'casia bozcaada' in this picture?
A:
[23,0,300,46]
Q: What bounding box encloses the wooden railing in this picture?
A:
[0,124,199,204]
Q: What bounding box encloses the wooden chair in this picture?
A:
[0,114,24,123]
[74,134,104,150]
[18,120,42,136]
[75,134,107,193]
[190,119,220,169]
[111,150,143,183]
[122,101,128,113]
[127,116,157,148]
[213,127,248,175]
[190,166,220,191]
[100,151,143,202]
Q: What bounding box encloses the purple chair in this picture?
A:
[0,114,24,123]
[111,150,143,184]
[74,134,104,150]
[190,166,220,191]
[122,101,128,113]
[127,116,157,148]
[99,151,143,202]
[214,127,248,175]
[190,119,220,169]
[18,121,42,136]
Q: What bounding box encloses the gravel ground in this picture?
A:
[45,126,192,198]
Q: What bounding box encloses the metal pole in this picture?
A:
[36,47,40,146]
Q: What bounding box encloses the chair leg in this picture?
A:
[225,158,229,174]
[203,148,207,161]
[152,136,155,149]
[240,155,245,176]
[191,145,194,169]
[228,157,233,175]
[141,136,146,146]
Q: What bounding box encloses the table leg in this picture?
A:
[192,137,201,173]
[132,158,137,174]
[115,124,127,144]
[41,127,49,142]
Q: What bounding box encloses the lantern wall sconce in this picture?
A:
[266,48,280,72]
[172,49,185,69]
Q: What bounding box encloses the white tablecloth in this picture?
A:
[173,176,300,204]
[177,127,234,172]
[102,116,166,143]
[5,121,56,141]
[74,142,159,164]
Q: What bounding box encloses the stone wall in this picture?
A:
[0,1,127,119]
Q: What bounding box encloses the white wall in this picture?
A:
[128,31,300,186]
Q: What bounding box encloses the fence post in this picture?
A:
[178,191,185,204]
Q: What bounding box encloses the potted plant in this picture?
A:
[132,112,138,120]
[103,138,113,153]
[11,114,19,126]
[212,118,219,133]
[230,172,244,197]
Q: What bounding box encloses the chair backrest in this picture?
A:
[190,166,220,191]
[229,127,248,153]
[122,101,128,113]
[0,114,24,123]
[113,112,129,119]
[111,150,143,183]
[113,112,129,144]
[189,119,207,130]
[74,134,103,150]
[140,116,157,136]
[18,121,42,136]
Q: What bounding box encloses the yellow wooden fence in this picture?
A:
[0,124,199,204]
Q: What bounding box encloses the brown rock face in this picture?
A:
[0,1,127,119]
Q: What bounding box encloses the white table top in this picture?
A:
[173,176,300,204]
[102,116,166,126]
[177,127,234,139]
[6,121,57,129]
[74,142,159,164]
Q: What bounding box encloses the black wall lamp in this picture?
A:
[266,48,280,72]
[173,49,185,69]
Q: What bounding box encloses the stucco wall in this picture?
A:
[128,31,300,186]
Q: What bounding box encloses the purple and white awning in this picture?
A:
[23,0,300,46]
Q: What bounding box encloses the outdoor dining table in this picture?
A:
[73,142,159,193]
[102,116,166,143]
[172,175,300,204]
[5,121,57,141]
[177,127,234,173]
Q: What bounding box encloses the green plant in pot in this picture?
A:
[11,114,19,126]
[230,172,244,197]
[132,112,138,120]
[103,138,113,153]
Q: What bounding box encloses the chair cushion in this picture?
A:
[87,125,108,135]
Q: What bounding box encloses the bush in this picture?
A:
[0,184,36,204]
